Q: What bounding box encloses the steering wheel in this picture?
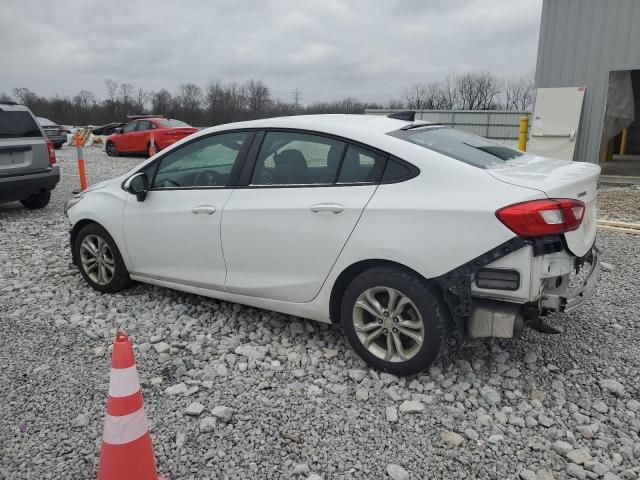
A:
[194,169,223,186]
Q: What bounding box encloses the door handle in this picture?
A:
[310,203,345,214]
[191,205,216,215]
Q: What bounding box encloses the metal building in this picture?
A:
[536,0,640,170]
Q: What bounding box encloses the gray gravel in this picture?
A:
[1,146,639,479]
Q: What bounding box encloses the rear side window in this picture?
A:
[337,145,386,184]
[388,126,523,168]
[382,158,413,182]
[251,131,346,185]
[0,111,42,138]
[136,121,154,131]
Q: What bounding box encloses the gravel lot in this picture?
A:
[1,146,639,480]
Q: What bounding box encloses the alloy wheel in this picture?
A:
[352,286,425,362]
[79,234,115,285]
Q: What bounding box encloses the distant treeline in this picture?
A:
[1,71,533,127]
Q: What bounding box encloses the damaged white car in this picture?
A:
[65,113,600,375]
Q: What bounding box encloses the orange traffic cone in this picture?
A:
[149,134,157,157]
[98,331,160,480]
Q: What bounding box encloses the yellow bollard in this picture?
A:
[620,128,628,156]
[518,116,529,151]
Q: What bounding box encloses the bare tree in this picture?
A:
[12,88,39,108]
[178,83,203,124]
[403,83,429,109]
[503,74,534,111]
[1,92,14,102]
[104,79,118,103]
[454,71,503,110]
[151,89,174,117]
[245,79,272,114]
[204,79,224,123]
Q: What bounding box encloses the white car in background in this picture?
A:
[65,113,600,375]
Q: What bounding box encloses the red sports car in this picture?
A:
[105,117,198,158]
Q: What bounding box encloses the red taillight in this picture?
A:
[46,140,56,165]
[496,198,585,237]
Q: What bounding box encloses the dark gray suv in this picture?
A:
[0,102,60,209]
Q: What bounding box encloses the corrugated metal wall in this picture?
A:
[536,0,640,163]
[364,109,528,148]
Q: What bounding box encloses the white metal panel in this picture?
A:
[527,87,586,160]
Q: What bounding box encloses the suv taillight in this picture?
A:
[46,140,56,165]
[496,198,585,237]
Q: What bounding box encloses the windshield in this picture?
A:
[0,111,43,138]
[388,125,523,168]
[157,119,190,128]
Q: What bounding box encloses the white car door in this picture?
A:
[122,131,251,289]
[221,131,386,303]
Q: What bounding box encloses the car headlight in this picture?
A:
[64,193,84,216]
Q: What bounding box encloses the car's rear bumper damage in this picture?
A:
[434,237,599,342]
[539,246,600,314]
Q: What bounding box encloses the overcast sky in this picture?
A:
[0,0,542,104]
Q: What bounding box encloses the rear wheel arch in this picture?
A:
[329,259,442,323]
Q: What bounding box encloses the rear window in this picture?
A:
[157,119,190,128]
[388,125,523,168]
[0,111,43,138]
[37,117,56,126]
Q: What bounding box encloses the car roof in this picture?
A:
[0,102,32,112]
[197,114,438,151]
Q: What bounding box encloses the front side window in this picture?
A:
[153,131,247,188]
[251,131,346,185]
[388,125,523,168]
[123,122,138,133]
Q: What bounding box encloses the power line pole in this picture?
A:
[292,88,301,110]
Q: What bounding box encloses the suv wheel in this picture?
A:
[74,224,132,293]
[341,266,446,376]
[20,191,51,209]
[105,141,118,157]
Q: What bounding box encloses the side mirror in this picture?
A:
[124,173,149,202]
[115,128,124,134]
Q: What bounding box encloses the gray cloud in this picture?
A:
[0,0,542,103]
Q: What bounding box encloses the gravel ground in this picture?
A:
[598,185,640,223]
[1,147,639,480]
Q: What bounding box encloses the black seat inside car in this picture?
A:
[274,149,309,184]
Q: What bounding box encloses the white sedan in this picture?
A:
[65,113,600,375]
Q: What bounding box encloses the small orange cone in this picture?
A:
[149,134,157,157]
[97,332,160,480]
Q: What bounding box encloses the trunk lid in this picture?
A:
[486,154,600,257]
[163,127,198,138]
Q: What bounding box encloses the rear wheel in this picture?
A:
[74,223,132,293]
[105,141,118,157]
[341,266,446,375]
[20,191,51,209]
[54,143,63,150]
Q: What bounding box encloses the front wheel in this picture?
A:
[341,266,446,376]
[74,223,132,293]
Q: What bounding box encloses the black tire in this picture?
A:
[105,141,118,157]
[74,223,132,293]
[20,191,51,209]
[54,143,63,150]
[340,265,446,376]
